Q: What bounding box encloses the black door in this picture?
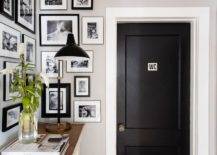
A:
[117,23,190,155]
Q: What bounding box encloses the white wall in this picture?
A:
[0,14,36,148]
[0,1,217,155]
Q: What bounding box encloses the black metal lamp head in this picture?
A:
[55,34,89,61]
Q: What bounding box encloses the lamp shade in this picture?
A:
[55,34,89,61]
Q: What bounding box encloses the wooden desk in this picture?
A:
[38,123,84,155]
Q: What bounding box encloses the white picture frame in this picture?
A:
[22,34,36,65]
[0,23,21,58]
[82,17,104,45]
[3,61,19,101]
[41,51,63,78]
[40,0,67,10]
[40,14,79,46]
[66,50,93,73]
[74,100,101,122]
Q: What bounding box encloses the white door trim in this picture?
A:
[106,7,210,155]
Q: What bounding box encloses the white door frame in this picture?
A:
[106,7,210,155]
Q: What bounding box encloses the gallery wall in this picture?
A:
[0,1,217,155]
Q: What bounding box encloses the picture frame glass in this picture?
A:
[67,50,93,73]
[41,51,63,78]
[40,15,79,46]
[40,0,67,10]
[0,23,21,58]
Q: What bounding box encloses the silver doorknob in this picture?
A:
[118,124,125,132]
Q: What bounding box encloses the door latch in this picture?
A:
[118,124,125,132]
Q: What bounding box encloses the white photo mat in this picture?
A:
[40,0,67,10]
[74,100,101,122]
[7,107,20,127]
[82,17,104,44]
[66,50,93,72]
[0,23,21,58]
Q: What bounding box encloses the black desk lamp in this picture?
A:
[45,34,89,133]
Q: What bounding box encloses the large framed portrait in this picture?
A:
[66,50,93,73]
[40,0,67,10]
[2,103,22,132]
[40,14,79,46]
[22,34,36,65]
[82,17,104,45]
[3,61,19,101]
[41,51,63,78]
[41,83,71,118]
[74,100,101,123]
[0,23,21,58]
[0,0,14,20]
[72,0,93,10]
[74,76,90,97]
[15,0,35,33]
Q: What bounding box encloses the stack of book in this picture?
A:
[1,134,69,155]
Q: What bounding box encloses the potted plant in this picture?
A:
[0,44,49,144]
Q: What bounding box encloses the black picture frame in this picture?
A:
[15,0,36,33]
[2,103,23,132]
[39,14,80,46]
[0,0,14,20]
[74,76,90,97]
[72,0,93,10]
[41,83,71,118]
[40,0,68,10]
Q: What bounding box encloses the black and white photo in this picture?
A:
[40,14,79,46]
[15,0,35,33]
[82,17,103,44]
[3,61,19,101]
[67,50,93,73]
[41,51,63,78]
[72,0,93,10]
[40,0,67,10]
[41,84,71,118]
[22,34,36,65]
[0,0,14,19]
[0,23,21,58]
[2,103,22,132]
[74,76,90,97]
[74,100,101,122]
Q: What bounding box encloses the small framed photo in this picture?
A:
[40,14,79,46]
[0,0,14,20]
[15,0,35,33]
[41,83,71,118]
[67,50,93,73]
[74,76,90,97]
[22,34,36,65]
[41,51,63,78]
[3,61,19,101]
[74,100,101,122]
[72,0,93,10]
[40,0,67,10]
[0,23,21,58]
[82,17,104,45]
[2,103,22,132]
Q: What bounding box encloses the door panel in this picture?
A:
[117,23,190,155]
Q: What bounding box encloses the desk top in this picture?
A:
[38,123,84,155]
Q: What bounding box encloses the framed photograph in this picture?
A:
[40,0,67,10]
[3,61,19,101]
[0,23,21,58]
[41,51,63,78]
[74,76,90,97]
[74,100,101,122]
[2,103,22,132]
[15,0,35,33]
[82,17,104,45]
[0,0,14,20]
[41,83,71,118]
[40,14,79,46]
[22,34,36,65]
[66,50,93,73]
[72,0,93,10]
